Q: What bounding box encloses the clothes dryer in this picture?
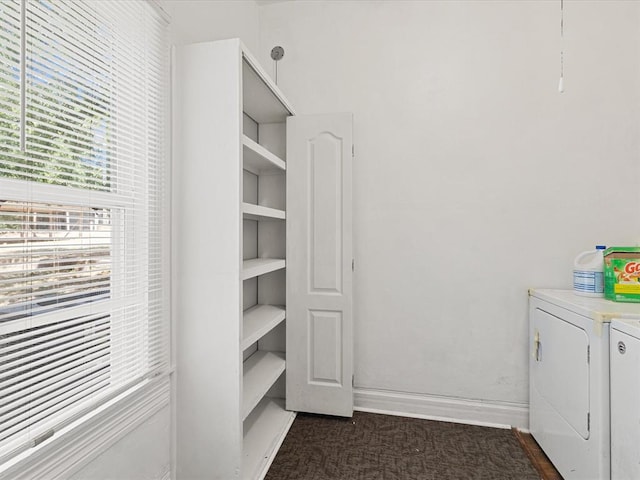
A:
[610,318,640,480]
[529,289,640,480]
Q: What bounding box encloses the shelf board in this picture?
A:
[243,305,286,351]
[243,397,296,480]
[242,258,285,280]
[242,50,295,124]
[243,351,286,420]
[242,202,285,221]
[242,136,286,175]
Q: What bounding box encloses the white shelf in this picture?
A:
[242,202,285,221]
[242,258,285,280]
[243,397,296,480]
[243,351,286,420]
[243,305,286,351]
[242,49,295,124]
[242,135,286,175]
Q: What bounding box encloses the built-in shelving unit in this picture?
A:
[174,38,296,480]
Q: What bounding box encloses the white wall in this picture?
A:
[68,407,171,480]
[165,0,260,52]
[258,0,640,424]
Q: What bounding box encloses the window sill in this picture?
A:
[0,376,170,480]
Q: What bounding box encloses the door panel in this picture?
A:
[532,308,590,439]
[310,133,342,292]
[286,113,353,417]
[309,310,343,385]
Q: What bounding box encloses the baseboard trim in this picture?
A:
[354,388,529,429]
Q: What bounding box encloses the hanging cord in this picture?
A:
[20,0,26,151]
[559,0,564,93]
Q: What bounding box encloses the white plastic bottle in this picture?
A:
[573,245,606,297]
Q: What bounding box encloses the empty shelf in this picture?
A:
[243,351,286,420]
[242,258,285,280]
[243,305,286,351]
[243,397,295,480]
[242,203,285,221]
[243,136,286,175]
[242,51,295,124]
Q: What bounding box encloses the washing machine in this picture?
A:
[610,318,640,480]
[529,289,640,480]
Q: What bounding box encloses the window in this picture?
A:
[0,0,169,464]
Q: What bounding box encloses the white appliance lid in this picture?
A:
[611,318,640,339]
[530,289,640,322]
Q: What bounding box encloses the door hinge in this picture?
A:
[587,345,590,364]
[587,412,590,431]
[352,259,355,271]
[352,145,355,157]
[352,375,355,387]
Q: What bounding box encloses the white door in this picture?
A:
[286,113,353,417]
[531,308,590,439]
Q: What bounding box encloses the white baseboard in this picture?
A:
[354,388,529,430]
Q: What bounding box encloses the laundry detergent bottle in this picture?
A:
[573,245,606,297]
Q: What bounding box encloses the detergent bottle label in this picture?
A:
[573,270,604,294]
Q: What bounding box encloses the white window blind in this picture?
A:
[0,0,169,462]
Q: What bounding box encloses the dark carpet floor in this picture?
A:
[265,411,541,480]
